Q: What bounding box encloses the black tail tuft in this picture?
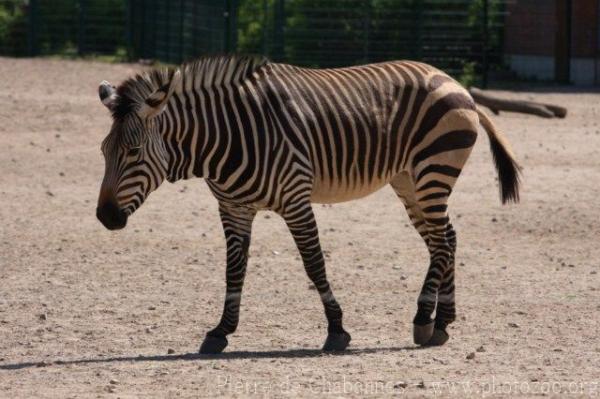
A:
[488,135,521,204]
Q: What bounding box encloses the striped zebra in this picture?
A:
[96,55,520,354]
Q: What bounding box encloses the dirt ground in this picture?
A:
[0,57,599,398]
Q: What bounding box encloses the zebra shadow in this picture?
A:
[0,345,422,371]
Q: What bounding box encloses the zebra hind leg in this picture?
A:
[390,172,457,346]
[282,202,351,352]
[426,224,456,345]
[390,173,435,344]
[410,119,476,345]
[416,220,456,346]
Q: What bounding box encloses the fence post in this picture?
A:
[125,0,134,61]
[482,0,489,88]
[223,0,231,54]
[192,0,198,57]
[179,0,185,63]
[27,0,38,56]
[363,0,370,63]
[150,0,157,60]
[166,2,171,62]
[273,0,285,62]
[412,0,423,60]
[230,0,238,53]
[141,0,148,60]
[261,0,268,56]
[224,0,238,53]
[555,0,572,83]
[78,0,86,56]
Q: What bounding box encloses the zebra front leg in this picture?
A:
[199,204,256,354]
[283,203,351,352]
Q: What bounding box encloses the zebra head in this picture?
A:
[96,71,180,230]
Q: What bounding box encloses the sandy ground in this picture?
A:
[0,57,599,398]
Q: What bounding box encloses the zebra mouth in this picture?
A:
[166,174,177,183]
[96,202,128,230]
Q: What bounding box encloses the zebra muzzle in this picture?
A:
[96,201,128,230]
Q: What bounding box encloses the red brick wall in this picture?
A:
[505,0,557,56]
[504,0,598,57]
[571,0,599,57]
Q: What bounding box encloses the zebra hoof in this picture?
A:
[413,321,434,345]
[426,329,449,346]
[199,335,228,354]
[322,331,351,352]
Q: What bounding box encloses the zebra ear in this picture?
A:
[138,69,181,120]
[99,81,118,111]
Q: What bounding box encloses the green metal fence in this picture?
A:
[0,0,508,85]
[0,0,127,57]
[128,0,230,63]
[238,0,507,85]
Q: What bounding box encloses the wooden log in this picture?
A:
[469,87,567,119]
[540,103,568,118]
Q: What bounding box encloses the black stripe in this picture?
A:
[412,130,476,168]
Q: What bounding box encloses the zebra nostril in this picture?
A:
[96,201,128,230]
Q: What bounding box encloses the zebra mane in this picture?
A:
[112,54,269,120]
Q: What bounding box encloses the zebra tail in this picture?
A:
[476,106,522,204]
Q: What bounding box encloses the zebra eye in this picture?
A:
[128,147,141,157]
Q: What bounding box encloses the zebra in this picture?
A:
[96,55,520,354]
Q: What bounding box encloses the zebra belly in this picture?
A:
[310,175,393,204]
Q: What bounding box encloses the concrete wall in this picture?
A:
[507,54,599,85]
[506,55,555,80]
[570,57,599,85]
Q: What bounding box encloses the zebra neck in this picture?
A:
[158,91,225,184]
